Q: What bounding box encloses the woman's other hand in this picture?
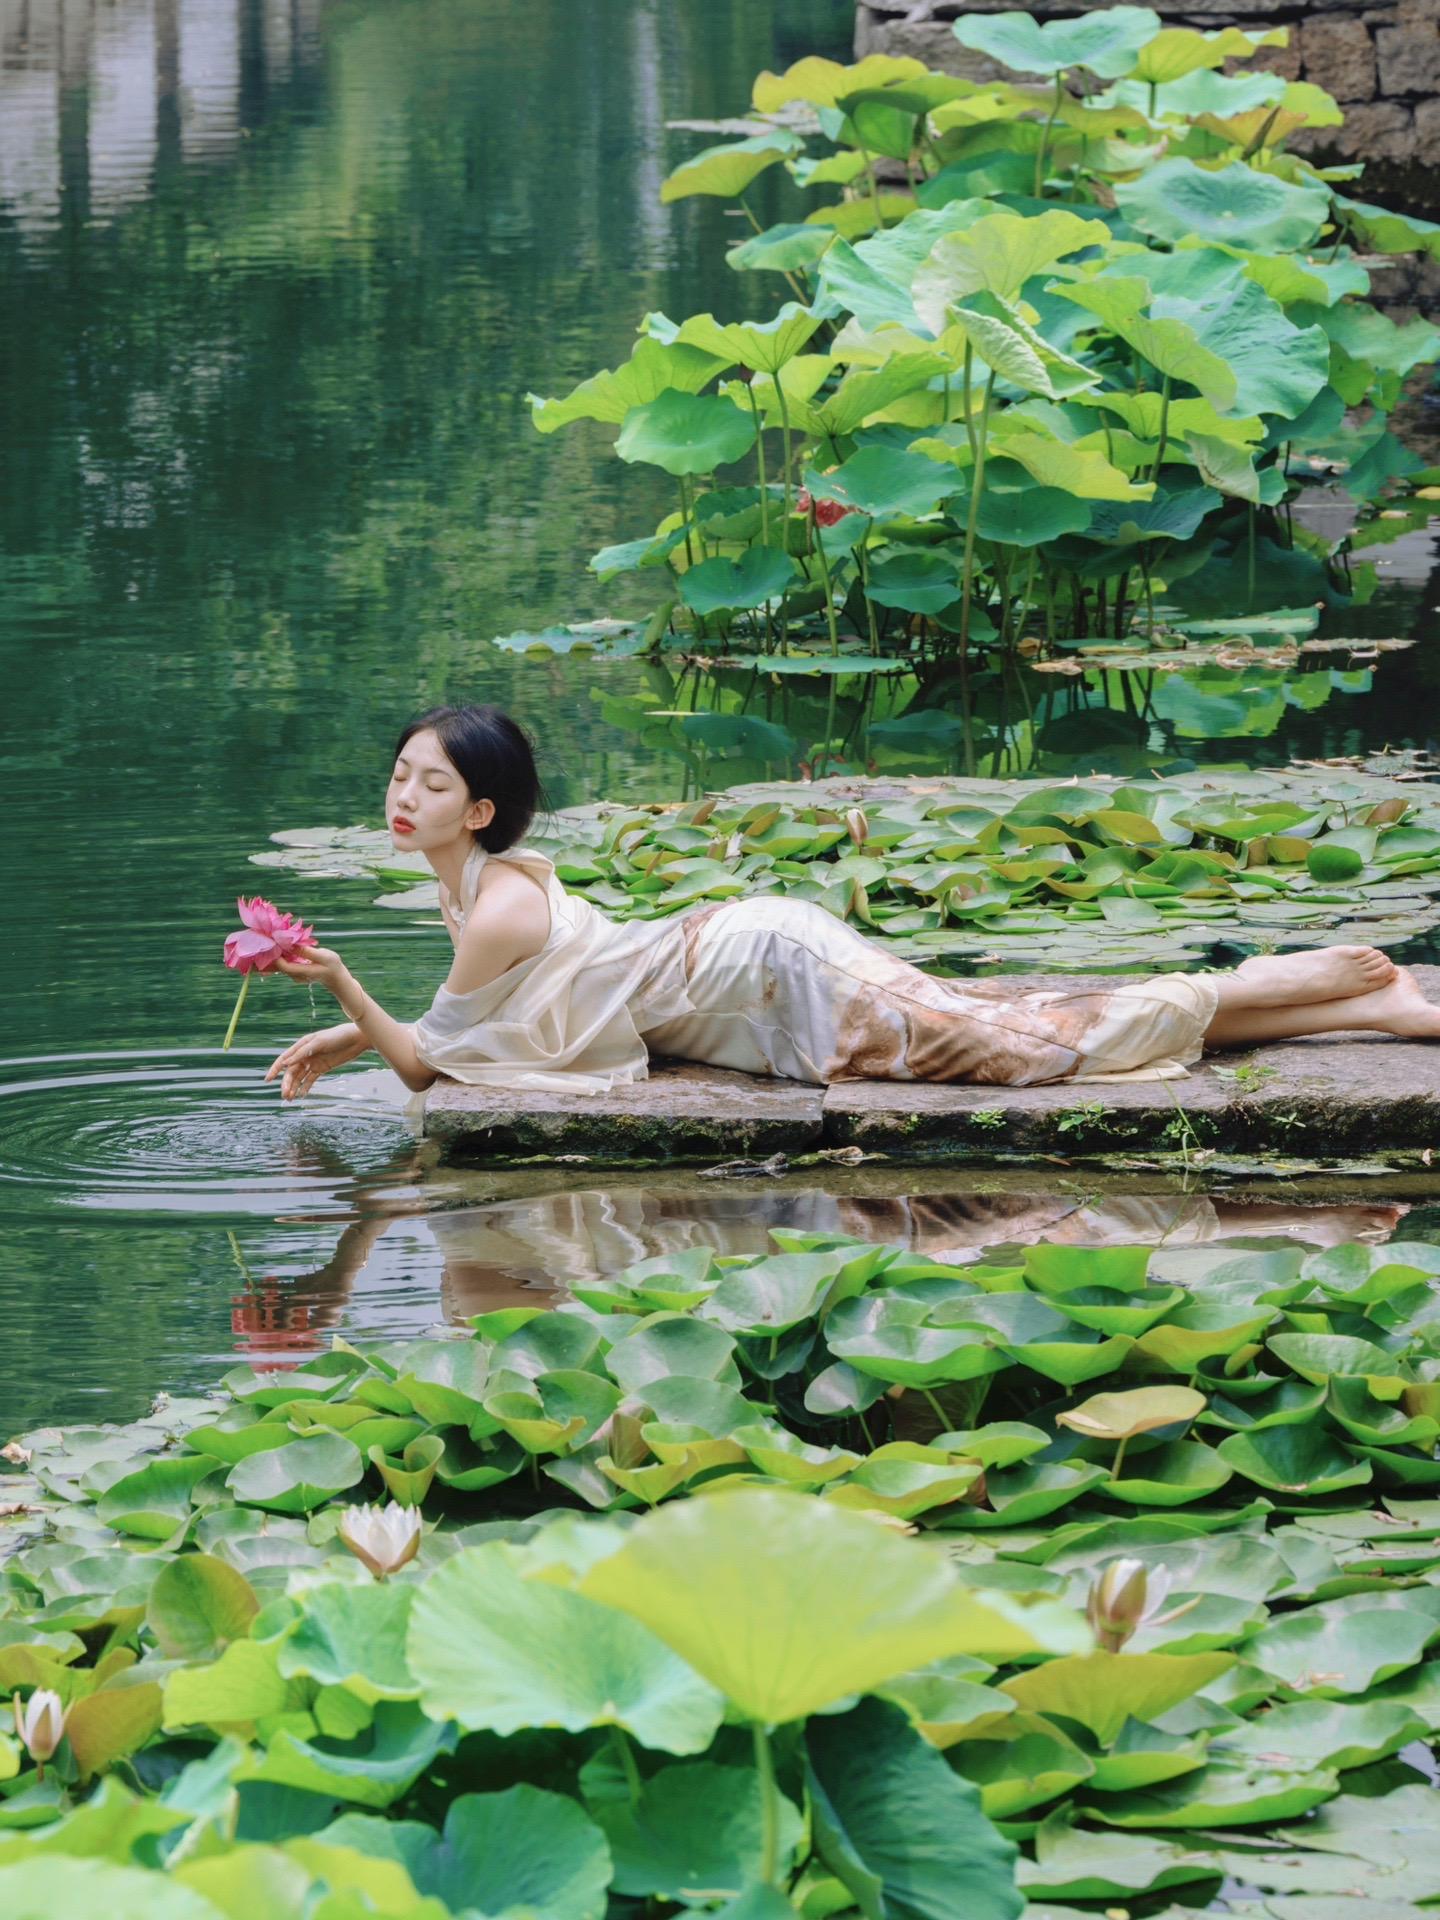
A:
[265,1022,369,1100]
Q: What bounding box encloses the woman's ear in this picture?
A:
[467,797,496,832]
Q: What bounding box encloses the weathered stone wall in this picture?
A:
[855,0,1440,209]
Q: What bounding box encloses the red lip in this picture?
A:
[392,818,416,834]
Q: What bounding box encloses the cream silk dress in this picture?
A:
[407,844,1218,1094]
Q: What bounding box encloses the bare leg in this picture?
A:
[1205,966,1440,1050]
[1222,945,1394,1008]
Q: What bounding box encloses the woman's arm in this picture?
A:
[276,869,550,1093]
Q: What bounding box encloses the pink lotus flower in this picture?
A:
[222,896,315,1051]
[795,488,855,527]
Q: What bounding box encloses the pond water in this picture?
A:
[4,0,1440,1434]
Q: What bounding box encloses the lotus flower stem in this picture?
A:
[1111,1436,1129,1481]
[746,385,770,549]
[222,972,251,1053]
[775,379,794,529]
[752,1722,781,1887]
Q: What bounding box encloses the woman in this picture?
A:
[265,704,1440,1103]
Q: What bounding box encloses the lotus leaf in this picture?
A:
[948,1712,1095,1818]
[806,1695,1022,1920]
[408,1542,726,1751]
[578,1487,1085,1723]
[1056,1386,1206,1444]
[679,546,798,615]
[1115,160,1329,254]
[1090,1762,1338,1828]
[952,6,1162,79]
[597,1760,803,1898]
[228,1433,365,1515]
[1245,1607,1434,1697]
[617,390,756,476]
[661,132,797,204]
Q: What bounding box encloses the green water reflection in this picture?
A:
[1,0,1439,1431]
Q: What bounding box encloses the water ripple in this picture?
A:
[0,1050,418,1217]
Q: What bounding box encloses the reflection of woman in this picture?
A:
[248,1182,1404,1360]
[264,703,1440,1106]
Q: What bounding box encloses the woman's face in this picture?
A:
[387,729,488,848]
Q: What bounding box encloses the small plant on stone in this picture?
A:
[1213,1062,1279,1096]
[969,1108,1007,1130]
[1055,1099,1114,1137]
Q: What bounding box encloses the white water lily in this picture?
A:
[1085,1557,1200,1652]
[13,1687,66,1774]
[338,1501,423,1580]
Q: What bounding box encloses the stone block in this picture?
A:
[1317,98,1413,157]
[1414,93,1440,154]
[1377,24,1440,93]
[425,1062,824,1164]
[1301,17,1378,99]
[1244,40,1303,84]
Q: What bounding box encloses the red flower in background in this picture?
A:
[795,488,855,527]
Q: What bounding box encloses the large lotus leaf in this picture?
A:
[806,1695,1021,1920]
[617,390,755,476]
[235,1702,455,1810]
[661,131,798,204]
[1186,431,1261,502]
[1114,160,1329,253]
[1211,1697,1428,1772]
[825,1444,985,1519]
[1304,1241,1440,1306]
[984,425,1153,501]
[1332,192,1440,263]
[275,1581,419,1704]
[932,1422,1050,1470]
[1050,276,1236,409]
[700,1248,877,1335]
[730,1423,860,1488]
[927,300,1101,401]
[794,352,952,438]
[529,338,731,433]
[947,1713,1095,1818]
[876,1657,1017,1749]
[806,446,956,518]
[596,1760,802,1899]
[938,1460,1110,1528]
[1020,1815,1223,1900]
[864,550,961,614]
[1048,1285,1186,1337]
[752,53,930,113]
[1201,1378,1327,1432]
[185,1407,304,1466]
[1056,1385,1205,1444]
[913,211,1108,310]
[824,1295,1012,1387]
[227,1433,364,1514]
[1268,1333,1408,1393]
[179,1840,450,1919]
[0,1858,229,1920]
[676,546,799,617]
[952,6,1162,78]
[163,1638,290,1733]
[407,1542,723,1752]
[727,222,835,275]
[63,1683,163,1780]
[1082,388,1263,446]
[1107,1439,1234,1507]
[605,1316,738,1393]
[1326,1378,1438,1450]
[577,1487,1085,1724]
[1086,485,1220,545]
[1024,1245,1154,1295]
[1216,1425,1372,1496]
[392,1340,493,1426]
[383,1786,613,1920]
[93,1455,225,1541]
[146,1555,259,1661]
[1245,1606,1433,1696]
[677,303,824,374]
[1003,1650,1232,1746]
[1089,1762,1337,1828]
[1153,282,1330,422]
[971,475,1093,545]
[1132,1302,1276,1370]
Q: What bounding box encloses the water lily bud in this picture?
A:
[845,808,869,847]
[338,1501,423,1580]
[13,1688,66,1767]
[1086,1556,1150,1652]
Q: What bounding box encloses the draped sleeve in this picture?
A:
[411,847,694,1094]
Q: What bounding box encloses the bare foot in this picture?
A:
[1346,967,1440,1039]
[1233,945,1396,1006]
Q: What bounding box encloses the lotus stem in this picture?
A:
[747,386,770,548]
[1150,376,1172,484]
[855,534,880,654]
[863,153,883,230]
[222,972,251,1052]
[753,1723,781,1887]
[611,1727,643,1808]
[1247,503,1257,605]
[958,371,997,776]
[1111,1436,1129,1482]
[1035,73,1065,198]
[962,343,978,464]
[775,378,795,529]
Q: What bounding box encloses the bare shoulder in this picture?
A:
[449,858,551,985]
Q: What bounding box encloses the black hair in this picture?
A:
[393,704,547,853]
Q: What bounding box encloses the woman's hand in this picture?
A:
[265,1022,370,1101]
[276,943,354,1000]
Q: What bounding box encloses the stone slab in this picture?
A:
[426,969,1440,1167]
[425,1062,824,1162]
